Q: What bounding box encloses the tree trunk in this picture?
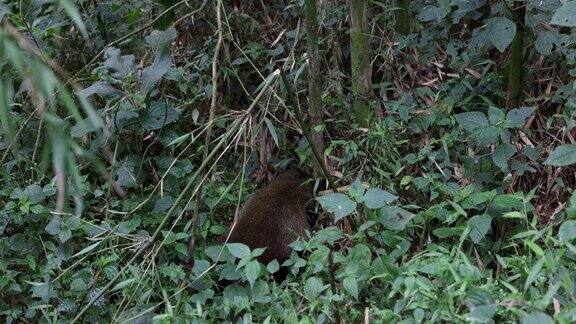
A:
[506,0,526,109]
[350,0,372,128]
[304,0,324,154]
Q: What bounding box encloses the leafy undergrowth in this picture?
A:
[2,0,576,323]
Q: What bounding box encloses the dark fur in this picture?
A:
[222,169,313,267]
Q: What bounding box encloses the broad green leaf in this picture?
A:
[363,188,398,209]
[467,214,492,243]
[137,101,180,130]
[486,17,516,52]
[534,30,557,55]
[343,277,358,299]
[226,243,251,259]
[304,277,325,298]
[492,143,516,169]
[492,194,523,209]
[245,260,260,287]
[455,112,489,132]
[349,177,365,201]
[26,184,45,204]
[558,220,576,242]
[266,260,280,274]
[551,1,576,27]
[487,106,505,124]
[45,217,61,236]
[522,312,553,324]
[505,107,535,128]
[379,206,415,230]
[544,144,576,166]
[317,193,357,223]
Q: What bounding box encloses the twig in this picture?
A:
[175,0,224,312]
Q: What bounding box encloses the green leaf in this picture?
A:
[455,112,489,132]
[522,312,553,324]
[363,188,398,209]
[486,17,516,52]
[535,30,557,56]
[317,193,357,223]
[379,206,415,230]
[137,101,180,130]
[349,177,365,201]
[492,143,516,169]
[70,278,87,292]
[487,106,505,124]
[505,107,535,128]
[45,217,61,235]
[343,277,358,299]
[263,117,279,147]
[111,278,136,292]
[551,1,576,27]
[467,214,492,243]
[304,277,325,298]
[244,260,260,287]
[266,260,280,274]
[59,229,72,242]
[492,194,524,209]
[544,144,576,166]
[26,184,45,204]
[226,243,251,259]
[524,257,545,291]
[558,220,576,242]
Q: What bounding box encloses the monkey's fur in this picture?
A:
[222,169,313,267]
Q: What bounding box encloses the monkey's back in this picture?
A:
[226,172,313,265]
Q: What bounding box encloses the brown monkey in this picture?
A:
[221,169,314,268]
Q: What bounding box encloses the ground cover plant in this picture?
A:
[1,0,576,322]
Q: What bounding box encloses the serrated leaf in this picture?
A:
[153,196,174,213]
[104,47,135,79]
[534,30,557,56]
[492,143,516,169]
[266,260,279,274]
[505,107,535,128]
[551,1,576,27]
[226,243,251,259]
[343,277,358,298]
[45,217,61,235]
[455,112,489,132]
[26,184,45,204]
[379,206,414,230]
[59,229,72,242]
[137,101,180,130]
[467,214,492,243]
[544,144,576,166]
[349,177,365,200]
[486,17,516,52]
[317,193,357,223]
[487,106,505,124]
[522,312,553,324]
[304,277,325,298]
[558,220,576,242]
[363,188,398,209]
[244,260,260,287]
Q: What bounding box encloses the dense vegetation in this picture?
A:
[1,0,576,322]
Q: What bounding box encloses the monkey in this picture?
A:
[220,168,314,279]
